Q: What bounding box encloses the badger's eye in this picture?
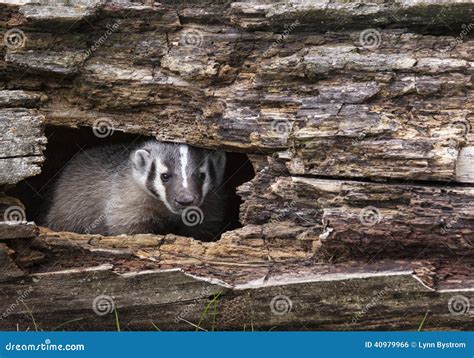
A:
[161,173,171,182]
[198,172,206,181]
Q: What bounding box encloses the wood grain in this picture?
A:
[0,0,473,330]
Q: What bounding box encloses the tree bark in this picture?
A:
[0,0,473,331]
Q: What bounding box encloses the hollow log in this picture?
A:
[0,0,473,331]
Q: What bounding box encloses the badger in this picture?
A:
[41,140,227,241]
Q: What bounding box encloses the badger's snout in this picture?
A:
[174,191,196,207]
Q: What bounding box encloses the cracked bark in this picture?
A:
[0,0,473,331]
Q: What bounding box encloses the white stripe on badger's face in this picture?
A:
[179,145,189,188]
[201,160,211,201]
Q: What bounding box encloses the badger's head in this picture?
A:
[131,141,226,214]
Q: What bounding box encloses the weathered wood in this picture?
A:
[0,194,37,239]
[34,227,313,274]
[0,261,472,331]
[0,0,473,331]
[5,51,89,76]
[287,99,471,181]
[0,108,46,185]
[19,2,102,23]
[10,227,474,289]
[457,144,474,183]
[0,243,23,281]
[0,220,470,330]
[1,0,472,182]
[228,0,474,31]
[240,168,474,257]
[0,90,46,108]
[0,222,37,240]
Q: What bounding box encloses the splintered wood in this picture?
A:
[0,0,473,330]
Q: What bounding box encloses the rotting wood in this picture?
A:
[0,263,472,331]
[0,195,37,239]
[0,0,473,331]
[0,108,46,186]
[0,243,23,281]
[457,144,474,183]
[1,1,472,181]
[240,172,474,257]
[0,222,37,240]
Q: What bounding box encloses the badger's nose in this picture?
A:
[175,192,195,206]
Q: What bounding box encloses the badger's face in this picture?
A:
[131,142,226,214]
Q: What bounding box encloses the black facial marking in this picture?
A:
[207,157,217,184]
[146,161,160,198]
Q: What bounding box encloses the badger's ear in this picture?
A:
[131,149,151,172]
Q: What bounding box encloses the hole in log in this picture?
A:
[9,125,255,242]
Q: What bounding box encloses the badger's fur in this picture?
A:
[41,140,227,241]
